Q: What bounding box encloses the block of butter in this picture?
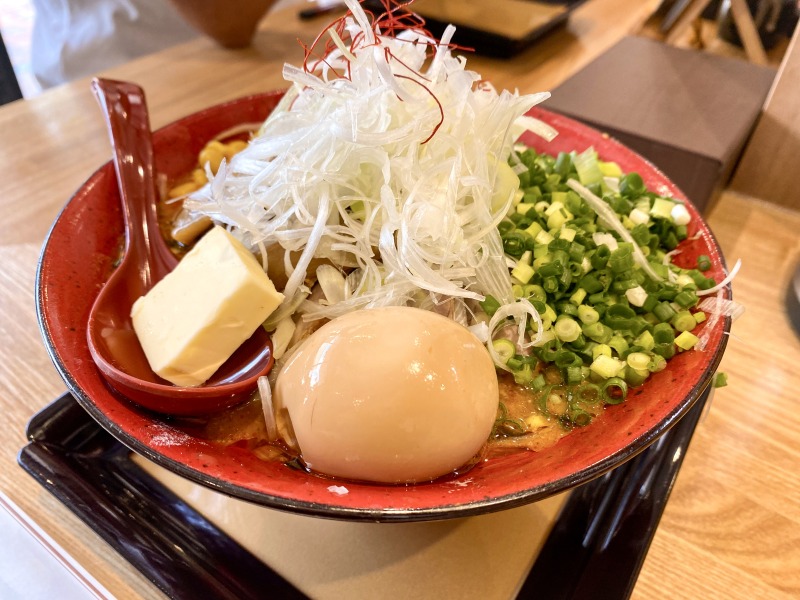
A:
[131,226,284,387]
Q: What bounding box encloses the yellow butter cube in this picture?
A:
[131,226,284,387]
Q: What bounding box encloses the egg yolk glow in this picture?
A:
[273,306,499,484]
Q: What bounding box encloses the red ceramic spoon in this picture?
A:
[86,78,273,416]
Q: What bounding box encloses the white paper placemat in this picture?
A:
[136,456,568,600]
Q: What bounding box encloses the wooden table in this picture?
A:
[1,0,799,598]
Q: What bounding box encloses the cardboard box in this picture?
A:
[544,36,775,213]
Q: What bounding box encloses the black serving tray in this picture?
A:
[362,0,588,59]
[18,387,711,599]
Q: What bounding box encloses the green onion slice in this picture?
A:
[601,377,628,404]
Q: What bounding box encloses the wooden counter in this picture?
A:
[1,0,798,598]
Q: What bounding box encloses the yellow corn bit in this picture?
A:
[198,140,227,175]
[224,140,248,158]
[168,181,202,199]
[192,168,207,186]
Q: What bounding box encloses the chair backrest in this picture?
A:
[0,29,23,105]
[730,23,800,209]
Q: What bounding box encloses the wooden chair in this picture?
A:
[661,0,769,64]
[730,22,800,209]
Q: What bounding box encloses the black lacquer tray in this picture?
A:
[18,388,711,599]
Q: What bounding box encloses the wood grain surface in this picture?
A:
[2,1,799,598]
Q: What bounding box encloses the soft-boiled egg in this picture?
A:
[273,306,499,483]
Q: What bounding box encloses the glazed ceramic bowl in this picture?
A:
[36,92,730,522]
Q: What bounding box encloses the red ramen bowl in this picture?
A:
[35,92,730,522]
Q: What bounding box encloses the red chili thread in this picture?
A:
[298,0,468,143]
[394,74,444,144]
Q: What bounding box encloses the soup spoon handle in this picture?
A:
[91,78,178,286]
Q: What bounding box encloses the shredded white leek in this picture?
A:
[697,296,745,320]
[487,298,543,371]
[695,292,724,351]
[661,249,680,283]
[258,376,278,442]
[316,264,347,305]
[511,115,558,143]
[694,281,743,351]
[185,0,552,355]
[468,321,490,344]
[567,179,664,282]
[697,258,742,296]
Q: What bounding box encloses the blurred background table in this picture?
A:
[1,0,799,598]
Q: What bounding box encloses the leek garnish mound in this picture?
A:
[183,0,736,395]
[185,0,550,352]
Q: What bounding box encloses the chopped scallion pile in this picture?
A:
[492,146,723,429]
